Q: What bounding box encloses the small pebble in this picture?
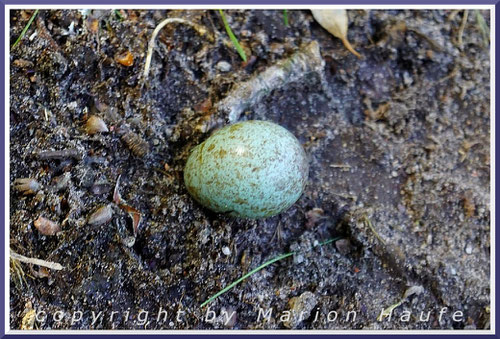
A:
[335,238,352,255]
[52,172,71,192]
[87,204,114,225]
[284,291,318,328]
[13,59,34,68]
[216,61,232,72]
[465,243,473,254]
[199,226,211,245]
[124,236,136,247]
[85,115,108,135]
[293,254,304,264]
[240,29,252,37]
[34,216,61,236]
[115,50,134,67]
[90,183,112,195]
[222,246,231,256]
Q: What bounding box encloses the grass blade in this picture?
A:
[283,9,289,26]
[200,236,342,307]
[11,9,39,50]
[114,9,124,21]
[475,10,490,47]
[218,9,247,62]
[201,252,293,307]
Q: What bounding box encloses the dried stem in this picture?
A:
[457,10,468,47]
[143,18,212,79]
[10,250,64,271]
[340,37,361,59]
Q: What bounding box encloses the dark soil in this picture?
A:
[9,9,490,330]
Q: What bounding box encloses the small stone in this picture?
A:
[90,183,112,195]
[199,226,211,245]
[115,50,134,67]
[465,243,473,254]
[124,236,136,247]
[216,61,232,72]
[87,204,114,225]
[403,71,413,85]
[293,254,304,264]
[85,115,108,135]
[34,216,61,236]
[240,29,252,37]
[335,238,352,255]
[222,246,231,256]
[13,59,34,68]
[284,291,318,328]
[52,172,71,192]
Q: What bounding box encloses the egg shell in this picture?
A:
[184,120,309,218]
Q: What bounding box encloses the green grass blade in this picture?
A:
[283,9,289,26]
[314,237,337,247]
[11,9,39,50]
[201,252,293,307]
[475,10,490,46]
[218,9,247,62]
[200,236,342,307]
[114,9,124,21]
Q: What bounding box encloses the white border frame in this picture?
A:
[4,4,496,335]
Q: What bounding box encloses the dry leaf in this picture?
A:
[311,9,361,58]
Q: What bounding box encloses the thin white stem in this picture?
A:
[10,250,64,271]
[143,18,208,79]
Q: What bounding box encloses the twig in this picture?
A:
[457,10,468,47]
[217,40,325,123]
[407,27,444,52]
[38,148,81,160]
[363,216,386,245]
[437,65,459,84]
[329,164,351,169]
[10,250,64,270]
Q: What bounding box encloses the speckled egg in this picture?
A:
[184,120,309,218]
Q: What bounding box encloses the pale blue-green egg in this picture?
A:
[184,120,309,218]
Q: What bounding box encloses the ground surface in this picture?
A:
[9,9,491,330]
